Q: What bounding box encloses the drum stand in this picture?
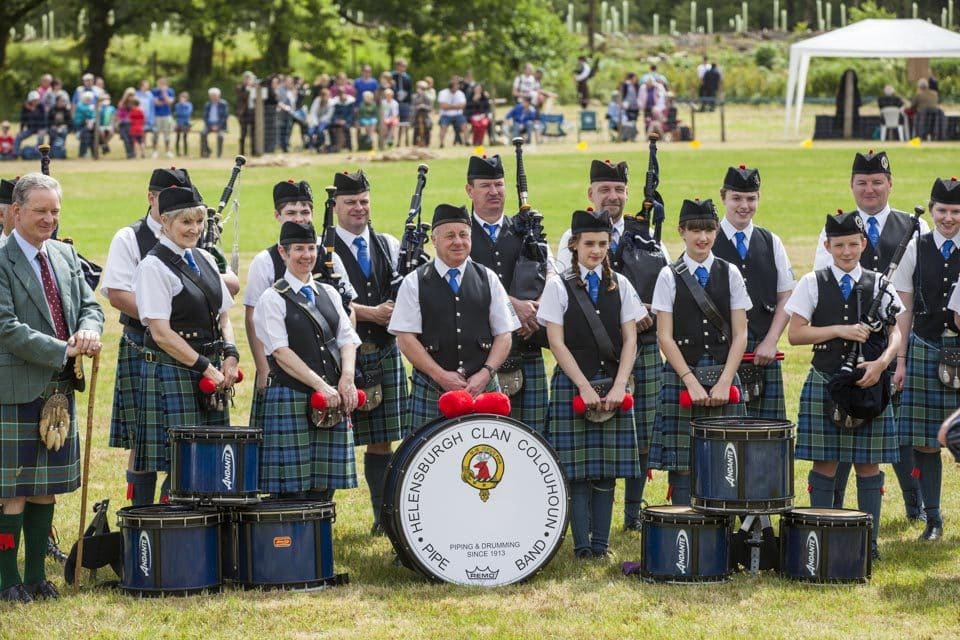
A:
[738,515,778,575]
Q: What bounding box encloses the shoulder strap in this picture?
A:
[152,244,221,324]
[563,271,619,366]
[274,280,342,371]
[671,259,732,343]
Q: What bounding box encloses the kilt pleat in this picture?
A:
[544,368,641,482]
[352,342,408,446]
[742,335,787,421]
[795,367,899,464]
[632,343,663,452]
[108,331,145,449]
[900,333,960,449]
[508,353,548,433]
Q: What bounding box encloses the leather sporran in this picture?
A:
[585,375,635,424]
[356,367,383,412]
[737,364,765,404]
[692,364,725,388]
[310,404,344,429]
[937,346,960,390]
[498,357,524,397]
[39,393,70,451]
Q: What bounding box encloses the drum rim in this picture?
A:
[783,507,873,524]
[641,504,732,526]
[691,426,795,440]
[234,500,336,522]
[382,413,570,586]
[119,584,224,597]
[691,496,795,514]
[167,426,263,440]
[117,505,223,527]
[690,417,794,429]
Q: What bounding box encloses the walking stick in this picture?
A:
[73,352,100,591]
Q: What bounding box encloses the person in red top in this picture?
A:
[128,98,145,158]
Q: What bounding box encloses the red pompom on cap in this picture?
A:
[474,392,512,416]
[310,391,327,411]
[198,378,217,394]
[438,390,475,418]
[738,164,746,169]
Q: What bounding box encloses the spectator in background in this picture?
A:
[377,71,394,102]
[333,71,357,99]
[379,88,400,148]
[355,65,379,98]
[423,76,437,107]
[307,87,333,152]
[532,68,554,112]
[312,73,332,98]
[276,75,299,152]
[605,90,623,138]
[35,74,53,112]
[513,63,538,103]
[574,55,592,109]
[0,122,14,160]
[620,72,640,123]
[135,79,156,139]
[459,71,476,98]
[236,71,257,156]
[72,73,100,108]
[128,97,146,158]
[98,93,117,155]
[699,61,721,111]
[464,82,492,146]
[412,80,433,147]
[878,84,904,109]
[14,91,47,157]
[505,95,540,143]
[329,89,356,152]
[152,76,175,158]
[640,64,668,89]
[392,58,413,124]
[640,76,666,121]
[696,55,711,81]
[912,77,943,140]
[173,91,193,156]
[115,87,136,158]
[201,87,229,159]
[47,94,72,147]
[73,91,96,158]
[437,77,467,148]
[42,78,67,114]
[357,90,379,148]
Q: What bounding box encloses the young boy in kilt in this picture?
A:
[133,186,239,487]
[538,208,644,559]
[389,204,518,431]
[649,198,749,506]
[894,177,960,541]
[787,211,903,560]
[253,222,361,498]
[331,169,408,533]
[712,165,794,420]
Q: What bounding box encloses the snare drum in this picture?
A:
[168,426,261,505]
[226,500,344,590]
[780,508,872,584]
[117,505,222,597]
[382,414,569,587]
[640,505,733,583]
[691,417,795,514]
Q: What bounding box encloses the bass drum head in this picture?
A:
[383,414,569,587]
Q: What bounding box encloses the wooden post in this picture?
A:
[690,104,696,141]
[720,101,726,143]
[842,71,854,139]
[254,84,264,157]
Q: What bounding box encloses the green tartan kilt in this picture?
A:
[649,356,745,472]
[632,342,663,452]
[352,341,408,446]
[795,367,899,464]
[250,387,266,428]
[742,335,787,421]
[408,370,499,434]
[544,368,641,482]
[508,352,548,433]
[108,331,145,449]
[135,356,229,473]
[0,379,80,498]
[900,333,960,449]
[258,384,357,493]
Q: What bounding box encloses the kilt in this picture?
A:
[544,368,641,482]
[135,353,229,473]
[108,331,145,449]
[250,387,266,428]
[352,341,408,446]
[795,367,898,464]
[900,333,960,449]
[509,352,548,433]
[742,335,787,421]
[259,384,357,494]
[408,370,499,433]
[0,379,80,498]
[649,357,745,472]
[632,343,663,452]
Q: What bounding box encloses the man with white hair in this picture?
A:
[71,73,100,108]
[201,87,230,159]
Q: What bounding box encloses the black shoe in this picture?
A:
[370,522,385,537]
[574,548,593,560]
[623,519,642,532]
[0,584,33,604]
[592,549,611,560]
[871,543,881,561]
[919,523,944,541]
[24,580,59,600]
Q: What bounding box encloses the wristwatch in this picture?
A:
[481,364,496,379]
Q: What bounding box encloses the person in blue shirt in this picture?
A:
[151,77,175,158]
[504,96,540,142]
[174,91,193,157]
[201,88,229,159]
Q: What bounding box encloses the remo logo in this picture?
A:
[461,444,505,502]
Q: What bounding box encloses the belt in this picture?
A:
[142,346,221,368]
[359,342,380,355]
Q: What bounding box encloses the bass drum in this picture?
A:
[382,414,569,587]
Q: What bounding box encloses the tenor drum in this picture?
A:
[691,417,795,514]
[382,414,569,586]
[168,426,262,505]
[640,505,733,583]
[117,505,222,597]
[780,508,872,584]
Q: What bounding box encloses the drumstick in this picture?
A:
[741,352,785,363]
[74,352,99,591]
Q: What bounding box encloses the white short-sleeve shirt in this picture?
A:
[719,218,795,292]
[243,243,357,307]
[651,253,752,314]
[100,214,161,296]
[134,236,232,322]
[785,264,904,322]
[537,264,647,326]
[813,206,930,270]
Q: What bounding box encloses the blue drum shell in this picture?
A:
[232,501,336,589]
[691,417,795,514]
[169,427,261,503]
[780,508,872,584]
[640,505,732,583]
[117,505,222,596]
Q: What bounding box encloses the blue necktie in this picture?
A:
[354,236,371,278]
[586,271,600,304]
[447,268,460,294]
[840,274,853,300]
[300,285,315,303]
[943,239,955,260]
[695,265,709,288]
[483,223,499,243]
[183,249,201,274]
[734,231,748,260]
[866,217,880,248]
[610,229,620,254]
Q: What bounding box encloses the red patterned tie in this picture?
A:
[37,251,69,341]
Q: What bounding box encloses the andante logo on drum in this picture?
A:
[805,531,820,576]
[724,442,737,488]
[138,531,152,577]
[675,529,690,574]
[221,445,235,491]
[466,566,500,581]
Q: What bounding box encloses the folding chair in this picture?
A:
[577,110,599,141]
[539,113,567,142]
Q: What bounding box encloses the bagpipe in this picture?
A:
[828,205,924,428]
[316,186,354,311]
[201,155,246,274]
[391,163,431,300]
[623,132,666,246]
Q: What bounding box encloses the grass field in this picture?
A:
[2,132,960,639]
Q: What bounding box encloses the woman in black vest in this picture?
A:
[253,222,361,497]
[538,209,644,559]
[894,178,960,541]
[133,186,238,488]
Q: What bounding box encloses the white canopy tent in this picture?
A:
[784,19,960,137]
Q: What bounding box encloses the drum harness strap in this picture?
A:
[564,271,619,369]
[274,280,342,373]
[672,260,731,343]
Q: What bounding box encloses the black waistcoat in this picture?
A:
[611,225,667,346]
[673,259,733,365]
[144,244,223,351]
[860,210,913,273]
[417,260,493,376]
[269,243,325,281]
[470,216,524,290]
[268,284,342,394]
[912,233,960,340]
[561,274,623,379]
[811,269,877,374]
[334,231,393,346]
[118,215,160,332]
[713,226,778,339]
